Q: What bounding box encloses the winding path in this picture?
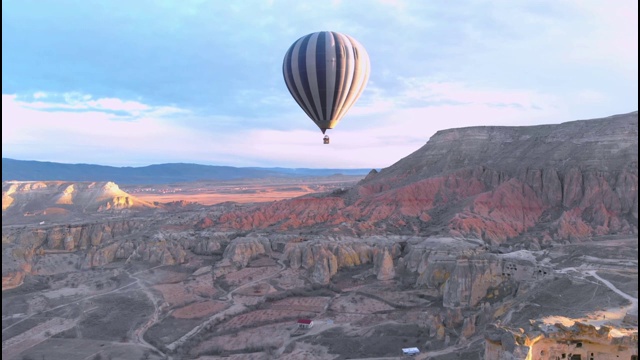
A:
[127,266,172,359]
[3,281,138,334]
[585,270,637,306]
[585,269,638,323]
[2,264,169,359]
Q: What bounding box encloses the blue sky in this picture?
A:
[2,0,637,168]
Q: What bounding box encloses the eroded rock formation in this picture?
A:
[485,322,638,360]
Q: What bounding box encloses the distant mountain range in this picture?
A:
[1,158,372,184]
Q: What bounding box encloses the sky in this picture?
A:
[2,0,638,169]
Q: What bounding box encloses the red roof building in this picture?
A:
[297,319,314,328]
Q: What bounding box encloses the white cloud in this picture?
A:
[209,98,570,168]
[0,86,559,168]
[1,77,611,168]
[2,0,636,168]
[14,92,187,119]
[86,98,149,113]
[2,93,198,165]
[345,78,563,131]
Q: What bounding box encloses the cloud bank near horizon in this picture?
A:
[2,0,637,168]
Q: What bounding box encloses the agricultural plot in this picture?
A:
[192,323,290,355]
[223,266,280,287]
[172,300,228,319]
[153,274,217,308]
[215,309,316,333]
[269,296,330,313]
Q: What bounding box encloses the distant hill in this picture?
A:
[1,158,372,184]
[2,180,157,217]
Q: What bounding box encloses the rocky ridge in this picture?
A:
[198,112,638,245]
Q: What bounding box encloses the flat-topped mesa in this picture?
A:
[363,111,638,188]
[200,112,638,245]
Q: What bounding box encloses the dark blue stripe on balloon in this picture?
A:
[316,32,327,122]
[297,35,321,122]
[283,43,314,121]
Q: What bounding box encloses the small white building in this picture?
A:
[402,347,420,356]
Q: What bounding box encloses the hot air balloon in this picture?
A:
[282,31,370,144]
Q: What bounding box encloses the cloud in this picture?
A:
[2,93,197,165]
[208,97,573,168]
[13,92,186,119]
[2,0,636,168]
[2,78,575,169]
[347,78,560,128]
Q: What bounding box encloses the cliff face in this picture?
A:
[373,112,638,183]
[198,112,638,244]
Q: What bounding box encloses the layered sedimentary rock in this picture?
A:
[198,112,638,245]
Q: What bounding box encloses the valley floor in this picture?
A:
[2,236,637,360]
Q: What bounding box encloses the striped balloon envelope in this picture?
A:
[282,31,370,138]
